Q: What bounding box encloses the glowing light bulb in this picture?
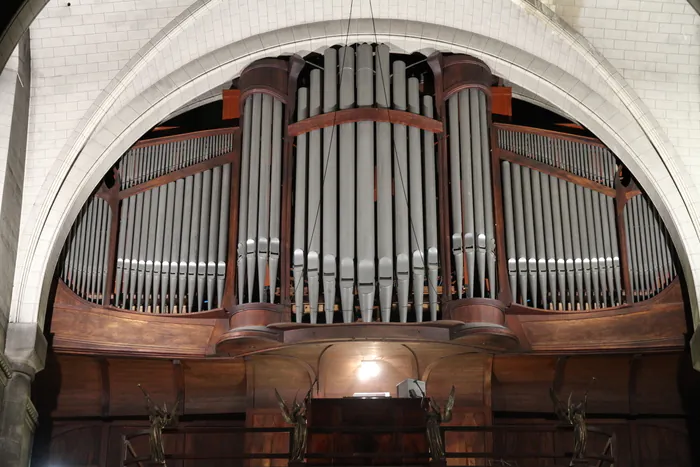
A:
[357,360,380,380]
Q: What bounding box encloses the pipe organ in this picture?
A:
[57,45,679,323]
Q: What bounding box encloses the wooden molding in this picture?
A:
[287,108,443,137]
[131,127,237,149]
[494,122,606,147]
[498,148,616,197]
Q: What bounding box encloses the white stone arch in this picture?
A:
[11,3,700,341]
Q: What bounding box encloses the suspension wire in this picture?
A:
[293,0,355,304]
[368,0,440,303]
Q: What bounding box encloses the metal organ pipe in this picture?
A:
[407,77,425,322]
[376,44,393,322]
[308,69,322,323]
[480,93,496,298]
[257,95,273,303]
[448,94,464,299]
[267,101,282,305]
[293,88,309,323]
[237,98,252,304]
[246,94,262,302]
[357,44,375,323]
[422,96,439,321]
[458,91,474,299]
[393,60,410,322]
[322,47,338,323]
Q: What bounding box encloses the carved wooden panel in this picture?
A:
[244,409,290,467]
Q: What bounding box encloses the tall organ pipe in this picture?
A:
[257,95,273,303]
[531,169,547,308]
[479,92,496,298]
[375,44,393,322]
[422,96,439,321]
[246,94,263,302]
[458,91,474,298]
[197,170,211,310]
[357,44,375,323]
[448,94,464,299]
[189,172,203,310]
[169,179,185,312]
[502,162,517,300]
[540,172,556,309]
[393,60,410,322]
[470,89,487,298]
[512,165,527,305]
[153,185,167,312]
[407,77,424,322]
[237,98,252,304]
[293,88,309,322]
[137,190,152,311]
[207,166,222,309]
[522,167,537,307]
[307,69,322,323]
[339,47,356,323]
[161,182,175,312]
[268,101,283,305]
[322,48,338,322]
[145,184,159,311]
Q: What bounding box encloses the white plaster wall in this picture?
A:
[6,0,700,335]
[544,0,700,182]
[24,0,190,215]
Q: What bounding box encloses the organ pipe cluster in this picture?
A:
[496,127,617,187]
[60,196,111,304]
[292,44,440,324]
[502,162,622,309]
[236,94,285,305]
[446,89,496,300]
[118,131,235,190]
[624,194,676,302]
[115,165,232,312]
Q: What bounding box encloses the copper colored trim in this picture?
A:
[131,127,237,149]
[494,123,606,148]
[287,108,444,137]
[239,87,288,107]
[498,148,615,197]
[118,151,236,200]
[443,83,493,102]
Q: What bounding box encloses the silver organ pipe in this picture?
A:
[237,98,252,304]
[339,46,356,323]
[117,131,235,190]
[408,77,424,322]
[393,60,410,322]
[236,92,286,306]
[375,44,393,322]
[624,194,676,302]
[293,88,308,323]
[110,166,231,313]
[422,96,439,322]
[308,69,322,324]
[322,47,338,323]
[446,88,495,300]
[292,44,441,323]
[357,44,375,323]
[60,196,111,304]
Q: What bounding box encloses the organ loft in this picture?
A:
[30,44,700,467]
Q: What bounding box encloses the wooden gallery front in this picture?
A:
[32,45,700,466]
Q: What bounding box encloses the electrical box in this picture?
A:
[396,379,425,398]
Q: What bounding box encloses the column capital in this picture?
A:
[4,323,46,378]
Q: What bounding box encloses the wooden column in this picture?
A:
[96,169,120,307]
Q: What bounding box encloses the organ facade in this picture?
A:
[40,44,693,466]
